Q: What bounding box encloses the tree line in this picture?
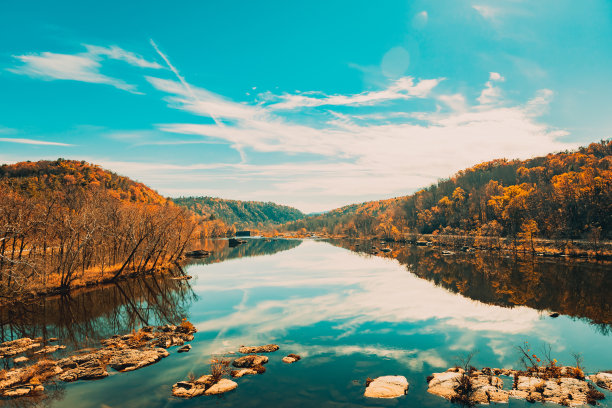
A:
[283,140,611,243]
[0,159,232,301]
[173,196,305,229]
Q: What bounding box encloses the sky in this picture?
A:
[1,0,611,213]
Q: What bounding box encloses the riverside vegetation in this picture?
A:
[281,141,611,256]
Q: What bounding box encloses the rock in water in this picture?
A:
[108,348,169,372]
[364,376,409,398]
[232,355,269,368]
[590,372,612,391]
[177,344,191,353]
[231,368,258,378]
[282,353,301,363]
[238,344,279,353]
[172,376,237,398]
[204,379,238,395]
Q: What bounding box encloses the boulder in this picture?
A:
[364,376,409,398]
[231,368,258,378]
[590,372,612,391]
[232,355,268,368]
[238,344,279,354]
[282,354,301,364]
[172,376,237,398]
[108,348,169,372]
[177,344,191,353]
[204,379,238,395]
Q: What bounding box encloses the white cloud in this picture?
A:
[477,71,505,105]
[111,66,574,212]
[262,77,441,110]
[84,45,162,69]
[0,137,73,146]
[9,44,161,93]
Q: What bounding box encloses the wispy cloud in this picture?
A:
[9,44,161,93]
[0,137,73,146]
[262,77,441,110]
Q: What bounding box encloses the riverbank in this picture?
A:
[0,258,184,308]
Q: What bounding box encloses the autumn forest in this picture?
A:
[1,141,610,303]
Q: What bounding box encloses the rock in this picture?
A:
[48,338,58,342]
[428,370,509,404]
[3,386,35,397]
[108,348,169,372]
[282,354,301,364]
[13,356,29,364]
[380,248,392,253]
[364,376,409,398]
[177,344,191,353]
[172,376,237,398]
[0,338,41,358]
[34,345,66,354]
[238,344,279,354]
[550,312,560,317]
[204,379,238,395]
[590,372,612,391]
[172,381,206,398]
[232,355,268,368]
[231,368,258,378]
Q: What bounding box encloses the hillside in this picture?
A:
[173,196,305,228]
[0,159,228,301]
[0,159,167,204]
[283,140,612,241]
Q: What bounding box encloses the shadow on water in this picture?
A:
[330,239,612,334]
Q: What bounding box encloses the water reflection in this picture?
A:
[188,237,302,265]
[1,238,611,408]
[331,240,612,331]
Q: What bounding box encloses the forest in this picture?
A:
[283,140,612,243]
[173,196,305,229]
[0,159,230,302]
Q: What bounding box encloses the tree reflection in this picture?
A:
[332,240,611,332]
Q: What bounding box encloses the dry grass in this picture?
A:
[210,359,230,384]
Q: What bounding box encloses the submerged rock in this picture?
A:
[364,376,409,398]
[590,372,612,391]
[232,355,269,368]
[238,344,279,354]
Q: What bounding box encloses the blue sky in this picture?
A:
[1,0,611,212]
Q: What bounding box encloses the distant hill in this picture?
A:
[0,158,167,205]
[173,196,305,228]
[283,140,612,240]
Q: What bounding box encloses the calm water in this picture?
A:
[1,238,611,407]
